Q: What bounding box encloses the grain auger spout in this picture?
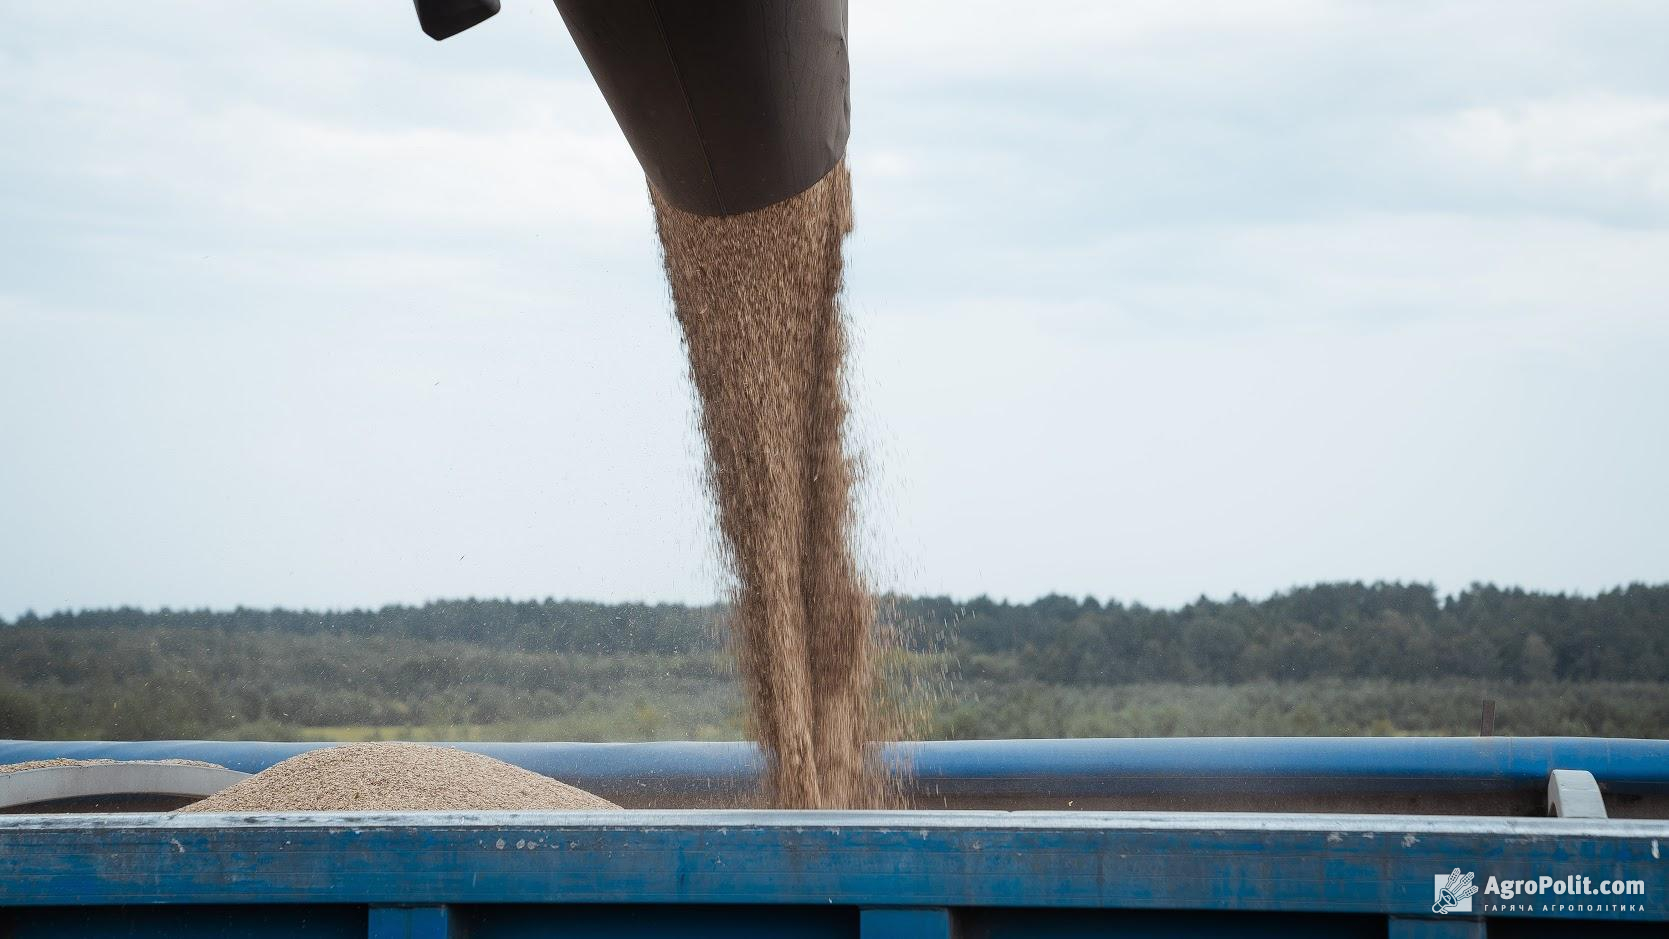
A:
[412,0,850,216]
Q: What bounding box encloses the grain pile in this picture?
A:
[178,743,616,812]
[653,162,883,809]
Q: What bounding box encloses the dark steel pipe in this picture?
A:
[551,0,850,216]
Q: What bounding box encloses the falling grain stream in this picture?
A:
[652,163,882,808]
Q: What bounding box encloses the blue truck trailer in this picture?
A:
[3,736,1666,937]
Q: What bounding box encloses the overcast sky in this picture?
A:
[3,2,1666,618]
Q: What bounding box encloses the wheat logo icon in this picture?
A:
[1432,868,1479,914]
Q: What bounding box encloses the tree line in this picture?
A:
[1,580,1664,741]
[8,581,1666,683]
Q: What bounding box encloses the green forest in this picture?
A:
[2,581,1665,741]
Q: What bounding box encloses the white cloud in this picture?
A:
[1087,214,1669,333]
[1418,94,1669,209]
[0,40,643,234]
[3,1,1668,614]
[854,0,1346,78]
[196,106,642,230]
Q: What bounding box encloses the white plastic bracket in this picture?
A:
[1547,768,1608,819]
